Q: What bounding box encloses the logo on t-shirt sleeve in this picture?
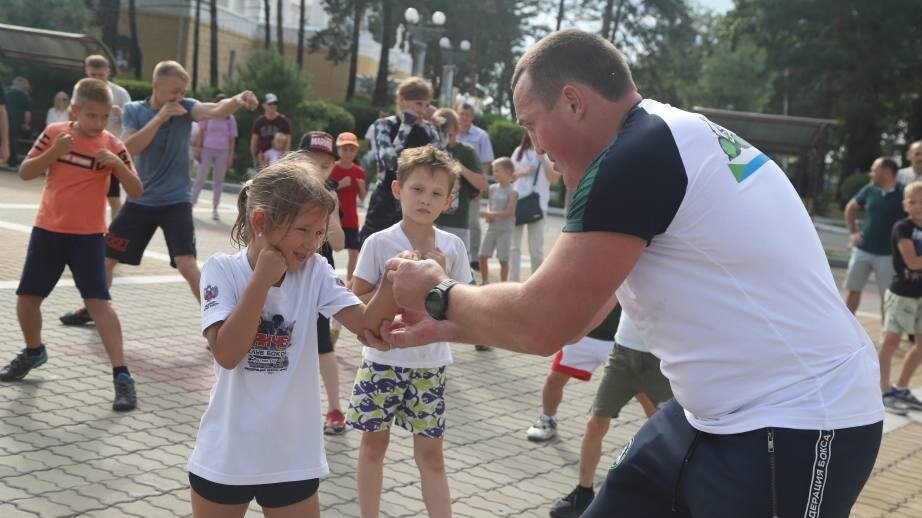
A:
[246,313,296,373]
[203,284,219,310]
[702,117,770,183]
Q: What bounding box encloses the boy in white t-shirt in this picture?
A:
[347,145,471,517]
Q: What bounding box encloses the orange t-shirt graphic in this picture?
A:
[28,122,134,234]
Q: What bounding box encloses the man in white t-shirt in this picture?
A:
[84,54,132,216]
[376,30,883,517]
[897,140,922,185]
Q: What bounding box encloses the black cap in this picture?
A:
[298,131,338,160]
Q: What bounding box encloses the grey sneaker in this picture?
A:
[0,348,48,381]
[549,486,595,518]
[112,373,137,412]
[883,393,908,416]
[527,414,558,441]
[892,388,922,411]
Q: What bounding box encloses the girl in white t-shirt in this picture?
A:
[510,133,559,281]
[188,157,397,517]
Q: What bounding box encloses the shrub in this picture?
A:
[294,100,356,138]
[839,172,869,206]
[487,119,524,158]
[222,50,311,173]
[114,78,153,101]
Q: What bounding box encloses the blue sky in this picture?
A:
[697,0,734,13]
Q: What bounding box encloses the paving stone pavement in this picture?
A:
[1,170,922,517]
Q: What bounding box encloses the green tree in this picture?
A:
[0,0,88,32]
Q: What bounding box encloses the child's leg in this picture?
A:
[896,335,922,389]
[83,299,126,367]
[210,149,229,212]
[357,429,391,518]
[578,415,612,488]
[262,494,320,518]
[190,488,249,518]
[878,332,902,391]
[499,260,509,282]
[479,255,489,284]
[318,351,340,411]
[634,392,657,417]
[413,435,452,517]
[17,295,44,347]
[542,369,572,417]
[347,249,359,282]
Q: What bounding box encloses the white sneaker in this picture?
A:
[526,414,558,442]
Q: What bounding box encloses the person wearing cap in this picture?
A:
[250,93,291,168]
[331,132,367,282]
[299,131,353,435]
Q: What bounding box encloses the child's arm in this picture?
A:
[334,275,399,339]
[206,248,287,369]
[96,150,143,198]
[897,238,922,270]
[327,202,346,252]
[356,174,367,199]
[19,132,73,180]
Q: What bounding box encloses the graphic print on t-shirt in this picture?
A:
[246,313,296,373]
[702,117,770,183]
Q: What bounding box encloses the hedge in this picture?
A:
[293,100,356,138]
[487,119,524,159]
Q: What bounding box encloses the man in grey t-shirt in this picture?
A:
[60,60,258,326]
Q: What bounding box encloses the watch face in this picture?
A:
[425,289,445,319]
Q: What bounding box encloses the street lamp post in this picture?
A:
[404,7,445,77]
[439,37,470,108]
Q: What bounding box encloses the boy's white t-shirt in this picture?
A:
[355,223,473,368]
[188,249,360,485]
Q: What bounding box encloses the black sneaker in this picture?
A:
[0,348,48,381]
[549,486,595,518]
[892,388,922,411]
[60,308,93,326]
[112,373,137,412]
[475,345,491,351]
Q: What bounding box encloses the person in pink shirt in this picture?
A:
[192,93,238,221]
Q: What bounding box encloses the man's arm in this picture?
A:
[122,102,188,155]
[382,231,645,355]
[844,198,862,245]
[460,164,488,192]
[191,91,257,122]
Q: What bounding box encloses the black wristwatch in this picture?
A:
[425,279,458,321]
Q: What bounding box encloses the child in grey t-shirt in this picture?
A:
[479,157,518,283]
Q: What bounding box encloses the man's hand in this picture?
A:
[156,102,188,121]
[849,232,863,246]
[51,133,75,158]
[384,257,448,312]
[95,149,123,169]
[111,105,122,119]
[235,91,259,111]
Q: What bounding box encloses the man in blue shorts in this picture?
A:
[61,60,257,326]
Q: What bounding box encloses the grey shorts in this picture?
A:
[591,344,673,418]
[480,226,513,261]
[844,247,894,296]
[883,290,922,335]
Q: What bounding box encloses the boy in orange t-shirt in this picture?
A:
[1,78,144,412]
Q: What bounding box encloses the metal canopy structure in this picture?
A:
[695,106,838,212]
[0,23,116,72]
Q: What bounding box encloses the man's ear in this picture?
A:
[391,179,402,199]
[561,84,584,118]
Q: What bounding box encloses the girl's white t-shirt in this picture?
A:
[354,223,473,368]
[188,249,360,485]
[511,147,552,214]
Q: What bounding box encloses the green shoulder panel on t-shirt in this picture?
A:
[563,146,608,232]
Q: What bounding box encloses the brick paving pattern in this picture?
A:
[1,171,921,517]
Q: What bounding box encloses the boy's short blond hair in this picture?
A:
[72,78,113,107]
[153,60,190,84]
[492,157,514,174]
[396,76,433,101]
[905,181,922,198]
[396,145,460,188]
[84,54,110,69]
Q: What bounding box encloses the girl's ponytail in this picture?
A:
[230,180,252,248]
